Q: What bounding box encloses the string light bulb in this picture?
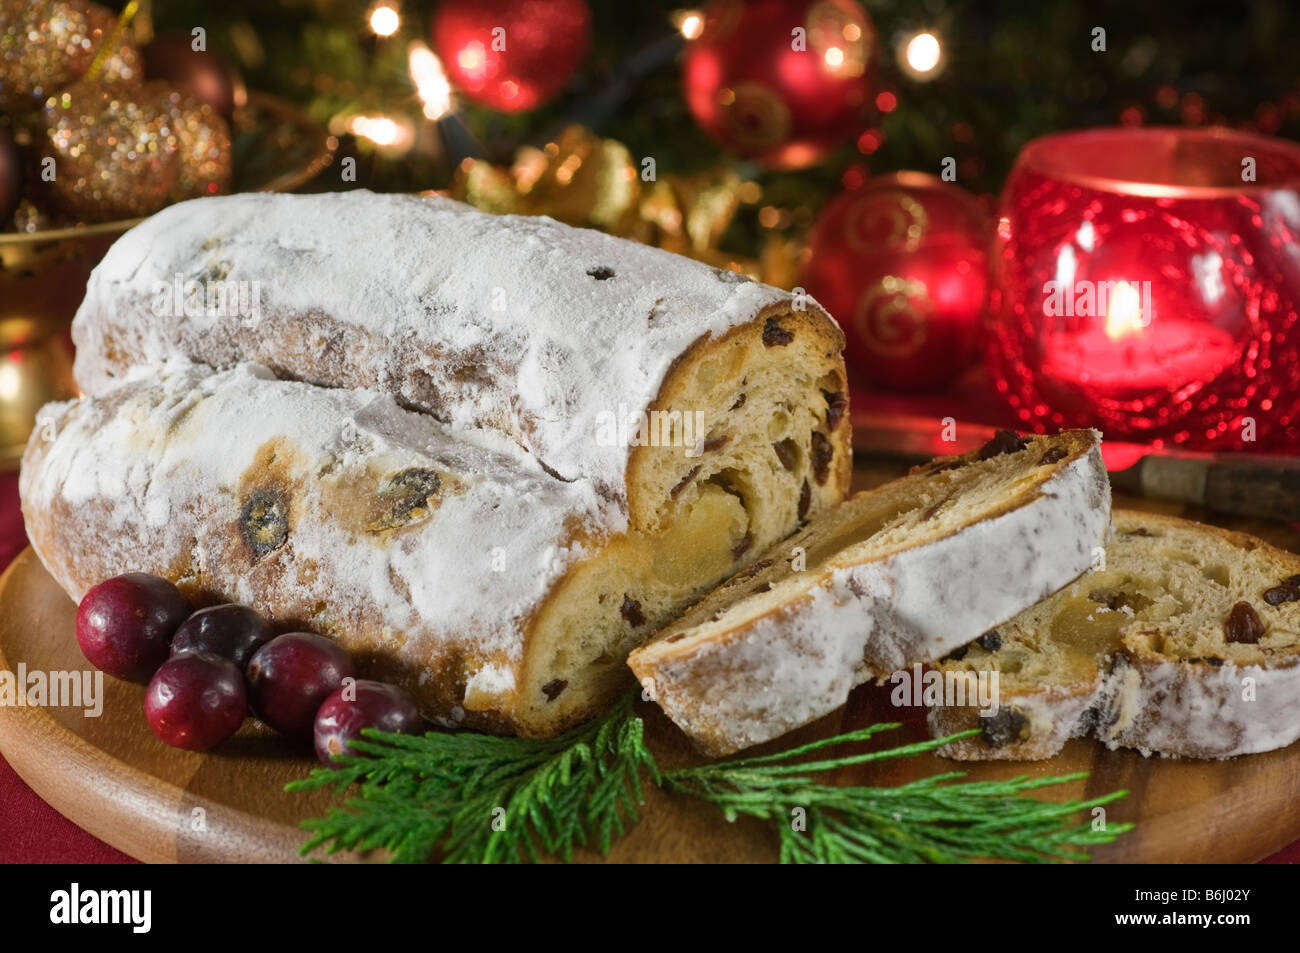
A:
[343,113,414,153]
[369,4,400,37]
[674,10,704,40]
[899,30,943,80]
[409,42,454,120]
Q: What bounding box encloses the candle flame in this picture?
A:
[1105,281,1145,340]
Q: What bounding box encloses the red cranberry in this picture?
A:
[171,604,272,670]
[314,680,423,764]
[76,573,191,682]
[144,652,247,751]
[246,632,356,737]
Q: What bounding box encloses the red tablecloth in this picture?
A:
[0,473,134,862]
[0,471,1293,864]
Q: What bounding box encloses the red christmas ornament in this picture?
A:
[433,0,591,112]
[142,33,247,117]
[989,127,1300,451]
[802,172,990,391]
[682,0,875,170]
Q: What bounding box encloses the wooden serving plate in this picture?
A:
[2,544,1299,863]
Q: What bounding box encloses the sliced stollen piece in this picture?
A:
[21,362,824,737]
[928,511,1300,761]
[70,190,851,539]
[627,429,1111,757]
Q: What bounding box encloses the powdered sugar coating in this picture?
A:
[641,586,876,754]
[71,190,803,501]
[1097,655,1300,758]
[21,362,621,726]
[934,655,1300,761]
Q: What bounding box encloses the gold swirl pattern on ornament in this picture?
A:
[720,81,793,151]
[843,189,928,254]
[853,274,931,358]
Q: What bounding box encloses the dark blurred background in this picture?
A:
[154,0,1300,253]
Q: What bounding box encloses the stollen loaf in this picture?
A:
[628,430,1111,757]
[22,362,824,736]
[28,193,852,737]
[70,190,852,535]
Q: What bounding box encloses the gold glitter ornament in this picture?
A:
[0,0,96,112]
[85,2,142,86]
[149,83,232,200]
[42,79,177,222]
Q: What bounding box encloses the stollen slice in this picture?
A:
[628,428,1111,757]
[928,510,1300,760]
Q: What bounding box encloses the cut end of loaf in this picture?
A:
[627,303,850,535]
[514,308,850,735]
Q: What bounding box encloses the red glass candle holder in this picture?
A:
[987,126,1300,450]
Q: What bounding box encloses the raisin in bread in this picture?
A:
[627,429,1111,757]
[928,511,1300,760]
[69,190,851,538]
[20,361,835,738]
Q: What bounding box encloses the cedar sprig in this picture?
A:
[289,692,1132,863]
[662,726,1134,864]
[286,689,658,863]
